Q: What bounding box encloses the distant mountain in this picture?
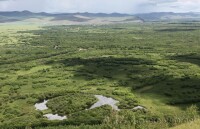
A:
[0,11,142,24]
[135,12,200,22]
[0,11,200,24]
[0,11,131,18]
[76,12,131,17]
[0,11,48,23]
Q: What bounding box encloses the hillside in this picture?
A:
[1,11,200,25]
[135,12,200,22]
[0,11,142,24]
[171,119,200,129]
[0,21,200,129]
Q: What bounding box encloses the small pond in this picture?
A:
[44,114,67,120]
[90,95,120,111]
[35,95,120,120]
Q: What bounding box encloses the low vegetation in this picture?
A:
[47,93,97,115]
[0,22,200,128]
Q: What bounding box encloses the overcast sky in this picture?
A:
[0,0,200,14]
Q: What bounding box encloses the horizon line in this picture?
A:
[0,10,199,15]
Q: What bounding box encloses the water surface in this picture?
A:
[34,100,48,111]
[44,114,67,120]
[90,95,119,111]
[35,95,120,121]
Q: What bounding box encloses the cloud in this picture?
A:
[0,0,200,13]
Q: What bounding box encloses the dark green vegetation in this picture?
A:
[0,22,200,129]
[47,93,97,115]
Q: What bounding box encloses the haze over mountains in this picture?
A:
[0,11,200,24]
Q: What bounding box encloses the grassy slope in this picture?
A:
[0,24,40,45]
[0,22,200,128]
[171,119,200,129]
[0,15,141,26]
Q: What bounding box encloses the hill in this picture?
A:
[1,11,200,24]
[135,12,200,22]
[171,119,200,129]
[0,11,142,24]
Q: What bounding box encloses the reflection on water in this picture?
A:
[35,100,48,111]
[44,114,67,120]
[90,95,120,111]
[35,95,120,120]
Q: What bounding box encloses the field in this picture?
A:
[0,22,200,129]
[170,119,200,129]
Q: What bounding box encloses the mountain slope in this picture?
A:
[0,11,142,24]
[0,11,200,24]
[135,12,200,21]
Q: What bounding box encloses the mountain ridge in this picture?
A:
[0,11,200,24]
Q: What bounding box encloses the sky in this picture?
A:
[0,0,200,14]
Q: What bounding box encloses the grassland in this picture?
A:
[171,119,200,129]
[0,22,200,129]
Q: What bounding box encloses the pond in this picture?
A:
[34,100,67,120]
[44,114,67,120]
[35,95,120,120]
[90,95,120,111]
[35,100,48,111]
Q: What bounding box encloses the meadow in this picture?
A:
[0,22,200,129]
